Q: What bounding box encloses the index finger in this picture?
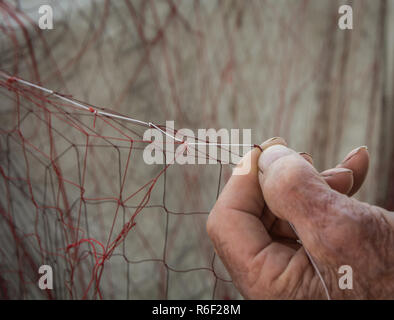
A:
[206,147,270,274]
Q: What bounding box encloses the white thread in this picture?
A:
[148,122,184,143]
[1,72,254,148]
[289,222,331,300]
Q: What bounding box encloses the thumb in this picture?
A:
[258,144,357,258]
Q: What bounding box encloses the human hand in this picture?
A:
[207,138,394,299]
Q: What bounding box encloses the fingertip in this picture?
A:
[336,146,369,196]
[341,146,369,164]
[260,137,287,151]
[258,144,295,172]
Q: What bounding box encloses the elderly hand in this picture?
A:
[207,138,394,299]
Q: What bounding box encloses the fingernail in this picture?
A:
[299,152,313,165]
[260,137,287,151]
[342,146,368,163]
[321,167,353,177]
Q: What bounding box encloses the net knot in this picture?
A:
[253,144,263,152]
[6,76,17,91]
[88,107,97,114]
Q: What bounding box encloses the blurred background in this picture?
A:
[0,0,393,299]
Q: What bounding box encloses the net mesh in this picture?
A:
[0,73,238,299]
[0,0,393,299]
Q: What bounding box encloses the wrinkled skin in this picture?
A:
[207,139,394,299]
